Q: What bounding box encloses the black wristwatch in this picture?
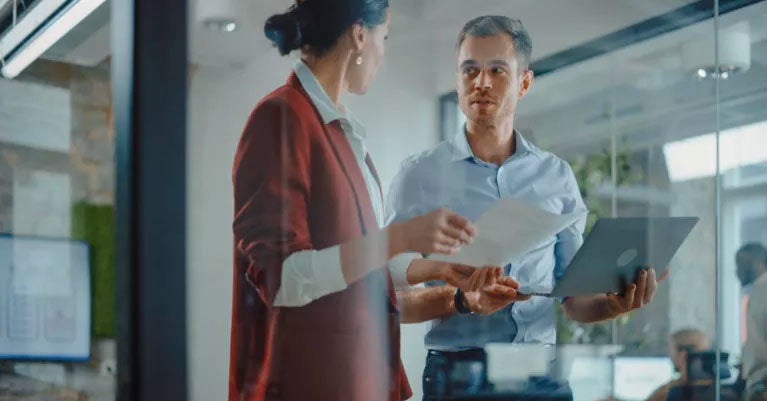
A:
[454,288,474,314]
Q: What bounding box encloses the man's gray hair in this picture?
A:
[457,16,533,70]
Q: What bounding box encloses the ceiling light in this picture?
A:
[197,0,238,33]
[1,0,106,79]
[682,21,751,81]
[202,17,238,33]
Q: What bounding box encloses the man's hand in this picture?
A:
[603,267,669,318]
[463,266,531,315]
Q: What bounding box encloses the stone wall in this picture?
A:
[669,177,719,339]
[0,59,114,220]
[0,59,115,401]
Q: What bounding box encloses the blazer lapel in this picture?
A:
[322,121,378,235]
[286,74,378,235]
[365,154,384,204]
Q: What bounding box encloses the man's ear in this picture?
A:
[518,68,534,98]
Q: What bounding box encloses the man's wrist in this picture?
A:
[599,294,623,320]
[463,291,481,314]
[454,288,474,314]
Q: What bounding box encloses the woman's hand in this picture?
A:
[390,208,477,255]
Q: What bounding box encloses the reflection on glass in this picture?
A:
[718,4,767,401]
[185,0,767,400]
[0,21,116,400]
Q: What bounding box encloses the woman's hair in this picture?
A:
[264,0,389,56]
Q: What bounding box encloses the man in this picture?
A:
[737,243,767,298]
[737,243,767,401]
[646,329,710,401]
[386,16,665,396]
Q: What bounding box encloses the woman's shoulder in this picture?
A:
[238,83,321,148]
[253,83,315,118]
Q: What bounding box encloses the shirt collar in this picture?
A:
[449,125,540,163]
[293,59,367,138]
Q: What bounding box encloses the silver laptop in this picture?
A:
[523,217,699,298]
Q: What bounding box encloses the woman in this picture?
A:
[229,1,479,400]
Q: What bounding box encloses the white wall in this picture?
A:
[186,52,291,401]
[187,41,439,401]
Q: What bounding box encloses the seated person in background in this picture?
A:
[738,243,767,341]
[738,243,767,401]
[645,328,710,401]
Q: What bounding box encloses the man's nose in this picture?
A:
[474,70,492,90]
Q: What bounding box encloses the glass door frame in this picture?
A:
[112,0,189,399]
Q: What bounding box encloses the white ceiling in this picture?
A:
[515,2,767,156]
[188,0,698,68]
[520,1,767,116]
[186,0,767,157]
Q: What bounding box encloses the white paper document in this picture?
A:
[428,197,586,267]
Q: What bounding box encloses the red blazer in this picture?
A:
[229,73,411,401]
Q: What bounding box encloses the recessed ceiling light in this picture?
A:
[203,17,238,33]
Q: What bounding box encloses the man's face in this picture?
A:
[669,342,684,373]
[736,253,765,287]
[456,33,533,127]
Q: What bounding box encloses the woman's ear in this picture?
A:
[350,22,366,52]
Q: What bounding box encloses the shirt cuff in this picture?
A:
[389,252,420,290]
[311,246,348,296]
[273,246,348,307]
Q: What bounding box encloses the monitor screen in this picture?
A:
[0,235,90,360]
[567,356,614,401]
[613,356,675,401]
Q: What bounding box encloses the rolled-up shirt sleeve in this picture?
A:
[385,160,426,289]
[273,246,348,307]
[385,158,423,226]
[388,252,421,290]
[553,162,588,284]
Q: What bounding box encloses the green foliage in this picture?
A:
[555,145,641,344]
[568,147,642,234]
[71,201,115,338]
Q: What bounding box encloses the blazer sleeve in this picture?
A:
[232,96,313,306]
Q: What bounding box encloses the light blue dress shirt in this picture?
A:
[385,128,587,347]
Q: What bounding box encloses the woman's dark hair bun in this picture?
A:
[265,0,389,57]
[264,10,302,56]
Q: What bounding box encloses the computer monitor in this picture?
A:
[0,235,91,360]
[567,356,614,401]
[613,356,676,401]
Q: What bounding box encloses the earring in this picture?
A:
[356,55,363,65]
